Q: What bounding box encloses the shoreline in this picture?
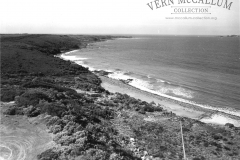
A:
[59,46,240,127]
[100,75,240,127]
[100,76,205,119]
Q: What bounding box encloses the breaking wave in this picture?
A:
[59,50,240,118]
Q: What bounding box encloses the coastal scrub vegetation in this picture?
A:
[1,34,240,160]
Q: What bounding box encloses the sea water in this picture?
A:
[61,35,240,117]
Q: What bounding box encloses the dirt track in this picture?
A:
[0,102,55,160]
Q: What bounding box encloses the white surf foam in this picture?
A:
[60,55,89,61]
[59,52,98,71]
[105,69,115,73]
[147,75,152,79]
[171,88,193,99]
[157,79,166,83]
[64,49,79,55]
[200,114,240,127]
[108,71,133,81]
[107,71,240,118]
[108,71,193,99]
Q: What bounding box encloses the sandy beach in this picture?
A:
[100,76,240,127]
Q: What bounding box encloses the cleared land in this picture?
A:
[0,102,54,160]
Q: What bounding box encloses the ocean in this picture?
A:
[61,35,240,117]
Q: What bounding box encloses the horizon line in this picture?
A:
[0,33,239,36]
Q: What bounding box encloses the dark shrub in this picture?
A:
[4,106,24,115]
[24,105,41,117]
[16,90,51,107]
[37,148,59,160]
[1,88,24,102]
[153,106,163,112]
[138,109,146,114]
[4,106,16,115]
[224,146,231,151]
[38,103,67,117]
[46,116,60,126]
[1,89,16,102]
[81,149,107,160]
[225,123,235,128]
[143,105,154,112]
[22,81,76,93]
[192,156,206,160]
[203,142,209,147]
[212,133,223,140]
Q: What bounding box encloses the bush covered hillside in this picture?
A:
[1,34,240,160]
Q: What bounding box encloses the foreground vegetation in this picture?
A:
[1,34,240,160]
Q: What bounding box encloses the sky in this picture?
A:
[0,0,239,35]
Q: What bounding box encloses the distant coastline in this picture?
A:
[218,35,240,37]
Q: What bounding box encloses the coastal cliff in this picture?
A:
[1,34,240,160]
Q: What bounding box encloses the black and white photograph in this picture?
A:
[0,0,239,159]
